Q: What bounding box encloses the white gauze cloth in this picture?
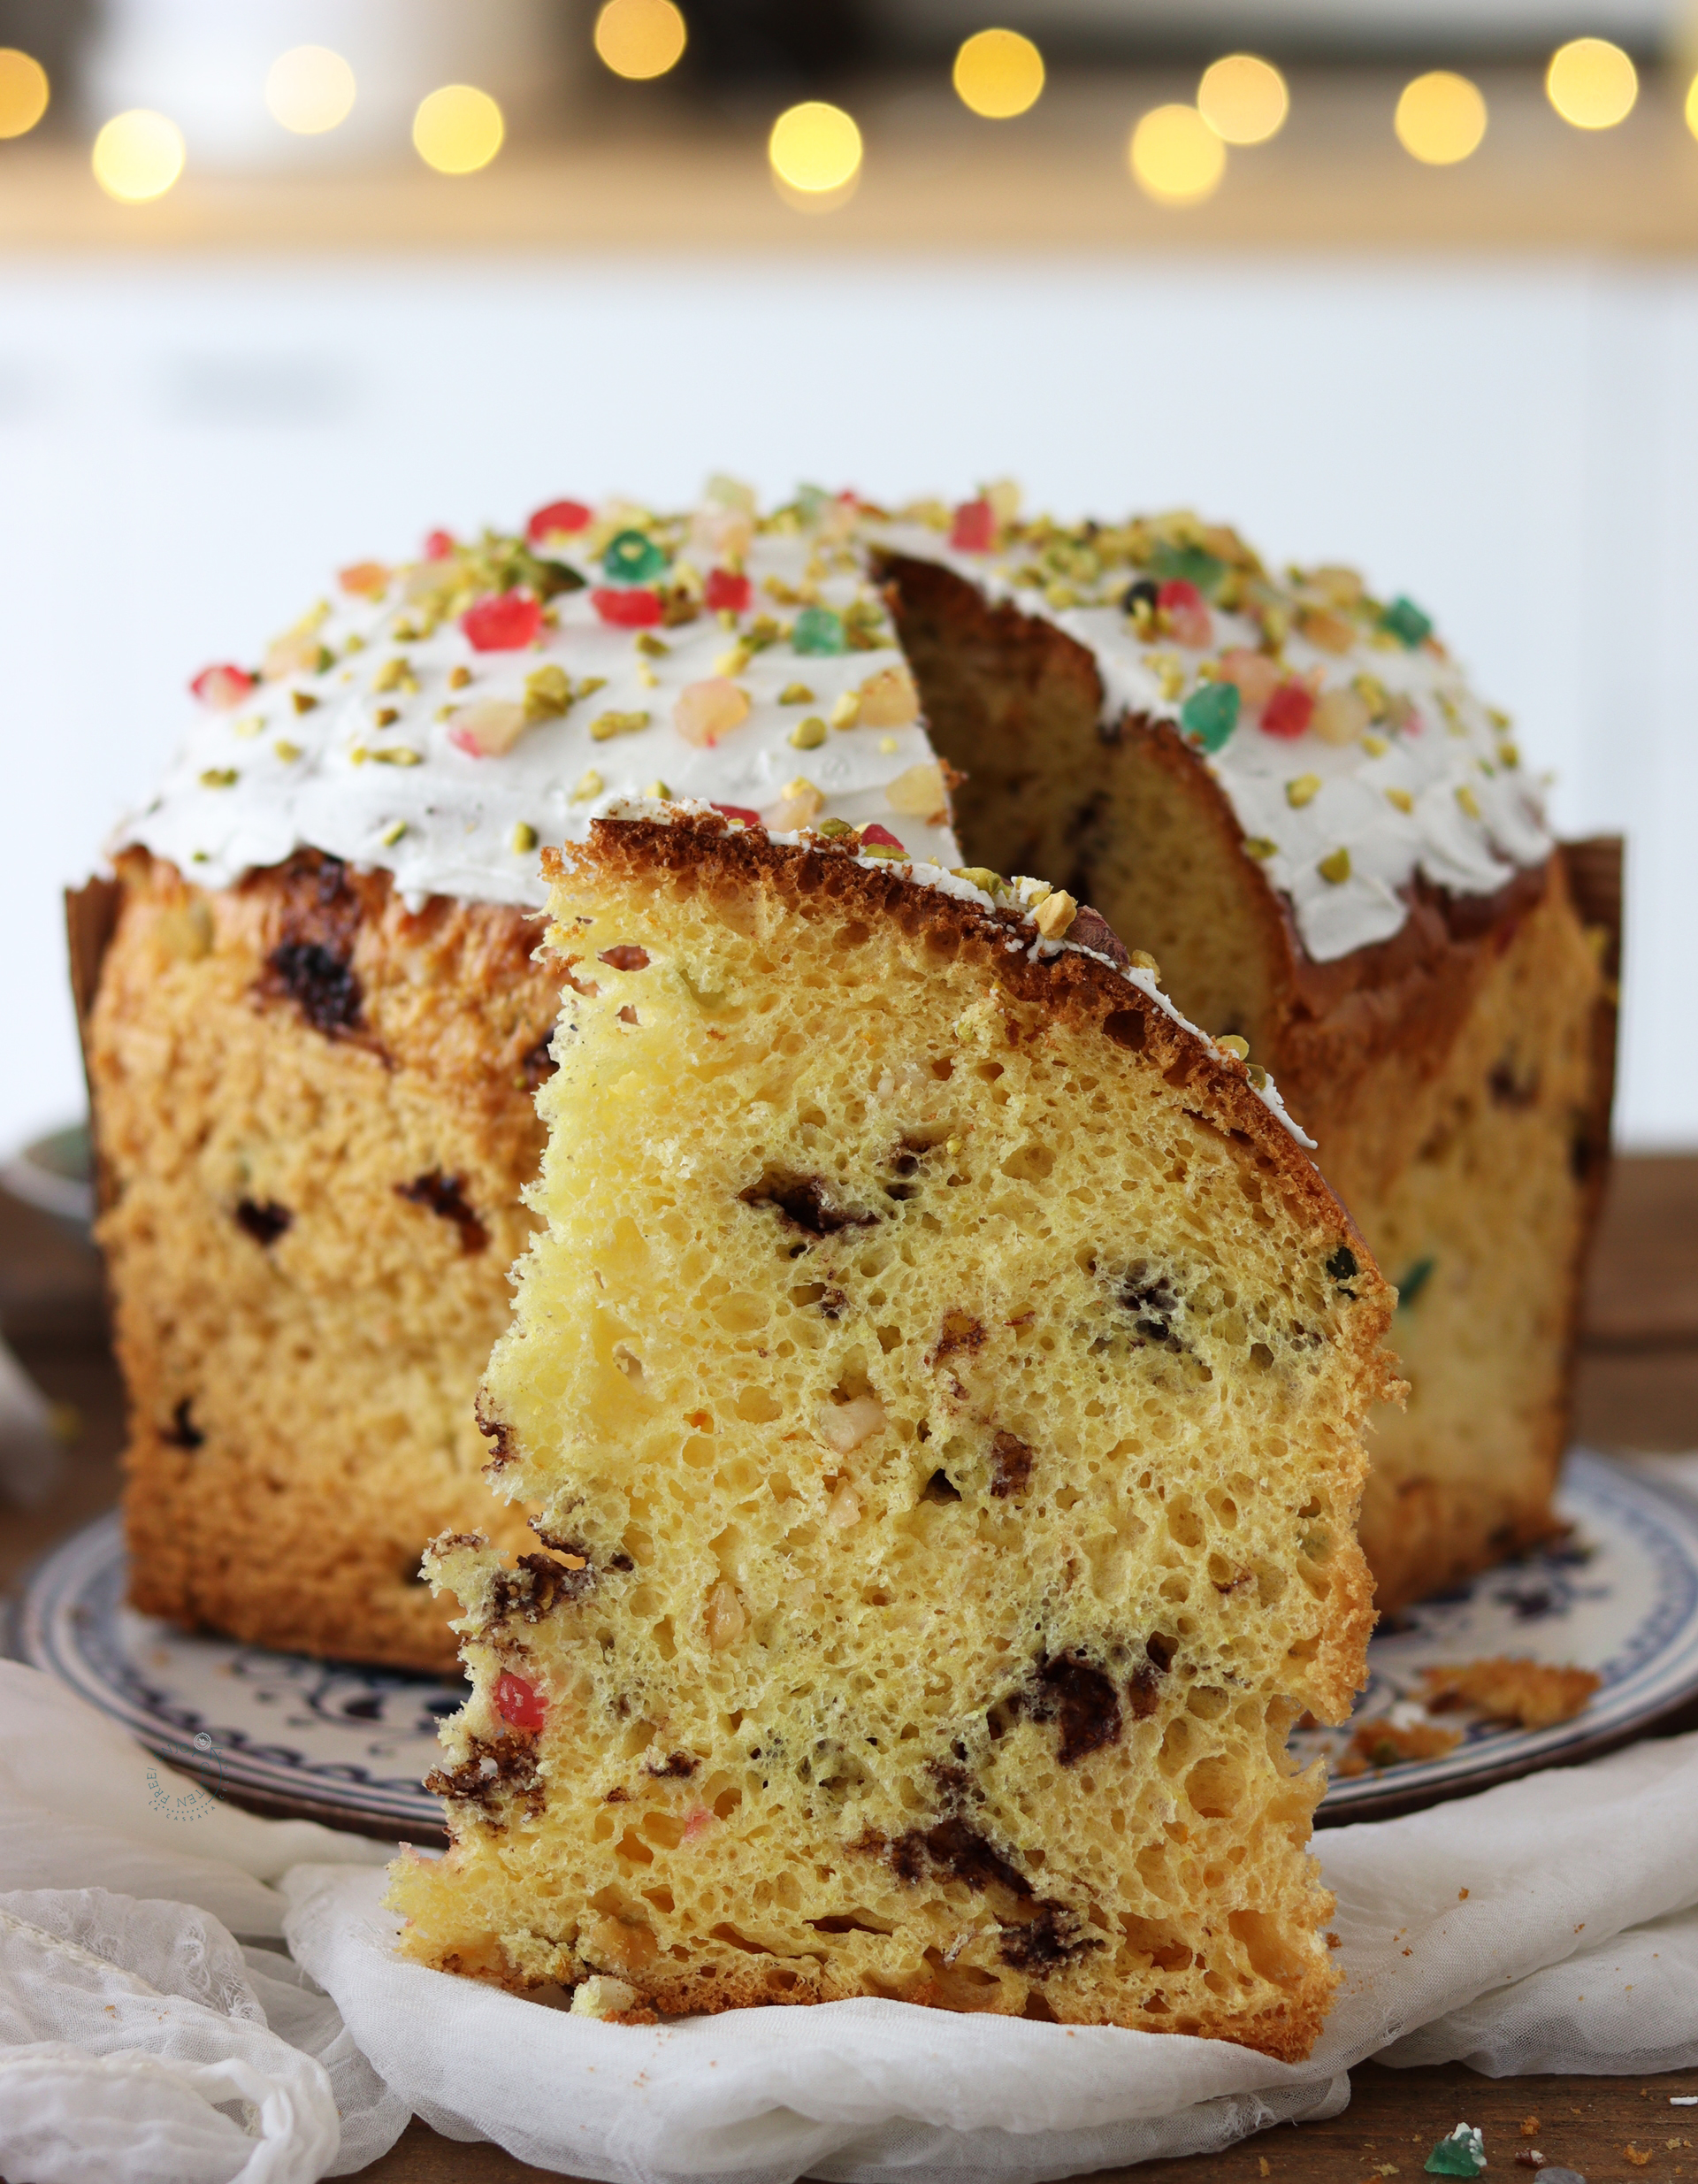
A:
[3,1659,1697,2184]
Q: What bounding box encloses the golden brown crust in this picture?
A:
[89,847,555,1668]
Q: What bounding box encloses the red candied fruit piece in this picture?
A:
[858,823,905,849]
[704,567,752,613]
[1261,680,1316,739]
[526,498,592,543]
[424,528,455,560]
[592,586,664,629]
[493,1671,545,1732]
[190,663,256,709]
[1158,579,1212,648]
[711,802,761,826]
[949,498,996,552]
[463,591,543,652]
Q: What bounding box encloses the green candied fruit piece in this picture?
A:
[791,606,847,655]
[1149,540,1227,597]
[1424,2132,1485,2178]
[1180,679,1241,753]
[601,529,668,585]
[1381,594,1434,648]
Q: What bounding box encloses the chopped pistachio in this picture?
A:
[1032,889,1077,939]
[1360,732,1390,758]
[1218,1033,1250,1061]
[572,769,604,801]
[371,746,423,766]
[779,682,815,704]
[635,632,669,657]
[524,663,571,723]
[1243,837,1278,860]
[379,818,408,847]
[374,706,400,728]
[1318,847,1352,885]
[576,676,608,701]
[511,822,539,853]
[1129,950,1162,980]
[272,739,302,762]
[1456,784,1482,820]
[1286,775,1322,809]
[789,716,828,750]
[643,779,672,800]
[199,767,238,788]
[878,735,899,755]
[953,866,1002,895]
[1386,786,1415,814]
[372,655,410,694]
[292,691,319,715]
[447,664,472,690]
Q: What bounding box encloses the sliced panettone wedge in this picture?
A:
[388,805,1397,2058]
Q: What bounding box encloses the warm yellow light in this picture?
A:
[265,46,356,134]
[92,109,186,202]
[1197,54,1288,146]
[952,28,1044,119]
[413,84,505,175]
[1395,71,1488,165]
[769,101,862,195]
[593,0,687,81]
[1546,37,1637,130]
[1687,69,1698,142]
[1128,104,1227,205]
[0,48,49,139]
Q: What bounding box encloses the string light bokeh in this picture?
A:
[769,101,862,208]
[264,47,356,137]
[1395,71,1488,165]
[952,30,1045,121]
[412,85,505,176]
[0,47,49,140]
[91,109,186,202]
[1546,38,1638,130]
[594,0,688,84]
[1197,56,1289,148]
[1129,104,1227,206]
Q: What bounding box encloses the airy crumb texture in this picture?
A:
[883,554,1613,1613]
[87,848,555,1669]
[1421,1656,1602,1730]
[389,813,1397,2058]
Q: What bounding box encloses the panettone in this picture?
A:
[75,481,1612,1669]
[386,806,1395,2053]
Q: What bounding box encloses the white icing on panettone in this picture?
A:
[876,494,1551,964]
[119,488,958,912]
[119,481,1549,968]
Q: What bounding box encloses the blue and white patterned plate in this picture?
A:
[8,1451,1698,1840]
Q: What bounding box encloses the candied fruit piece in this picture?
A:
[791,606,846,655]
[593,587,664,629]
[1180,680,1240,754]
[1150,540,1226,596]
[674,678,751,748]
[602,529,668,586]
[1159,579,1212,650]
[448,700,527,757]
[856,665,919,727]
[858,822,905,850]
[462,592,543,653]
[1260,679,1315,739]
[710,801,761,826]
[338,561,390,598]
[424,528,455,560]
[190,663,256,710]
[1381,594,1434,648]
[949,498,996,552]
[494,1671,546,1732]
[1312,688,1371,747]
[704,567,752,613]
[527,498,592,543]
[1217,647,1280,714]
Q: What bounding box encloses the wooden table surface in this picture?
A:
[4,1152,1695,2182]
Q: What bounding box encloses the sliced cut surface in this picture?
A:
[388,808,1396,2057]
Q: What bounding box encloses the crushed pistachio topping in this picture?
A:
[511,822,539,853]
[589,710,651,743]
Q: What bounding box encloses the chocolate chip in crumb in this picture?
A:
[740,1170,878,1237]
[989,1431,1033,1498]
[161,1397,203,1450]
[396,1170,490,1255]
[235,1198,293,1245]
